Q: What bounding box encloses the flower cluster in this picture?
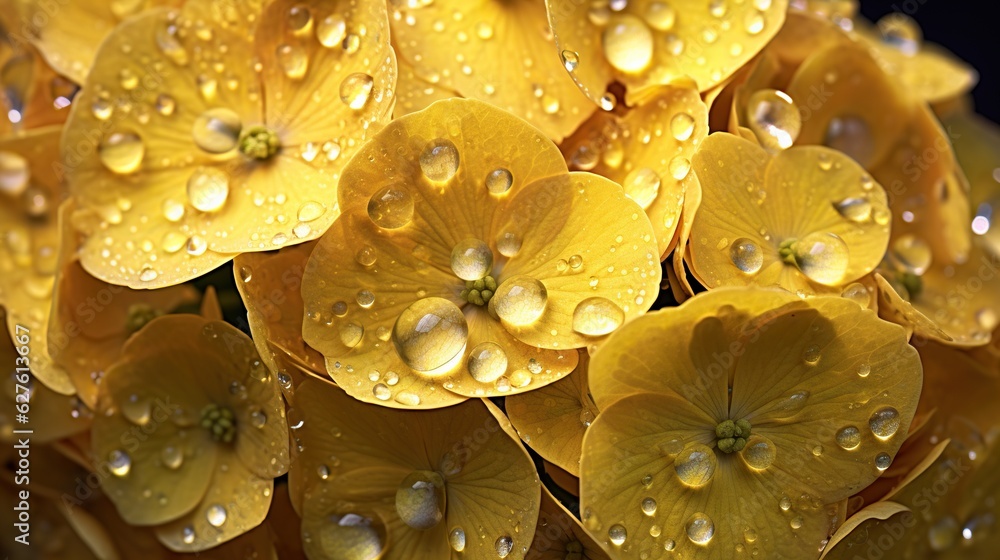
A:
[1,0,997,559]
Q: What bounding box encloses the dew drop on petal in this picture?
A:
[572,297,625,336]
[186,167,229,212]
[686,513,715,545]
[561,49,579,71]
[875,452,892,471]
[419,139,460,182]
[602,15,654,73]
[395,471,446,530]
[493,277,547,326]
[99,131,145,174]
[825,115,875,167]
[889,234,932,276]
[191,108,242,153]
[869,407,901,440]
[393,298,468,372]
[495,535,514,558]
[206,504,227,527]
[316,14,347,47]
[674,443,717,486]
[670,112,695,141]
[367,186,414,229]
[641,497,657,516]
[742,436,776,470]
[833,197,873,222]
[0,151,30,195]
[730,238,764,274]
[450,238,493,280]
[608,524,627,546]
[468,342,508,383]
[836,426,861,450]
[109,449,131,476]
[449,528,466,552]
[791,232,849,285]
[485,168,513,194]
[622,167,660,210]
[645,2,677,31]
[746,89,801,152]
[339,72,374,110]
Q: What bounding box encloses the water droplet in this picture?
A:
[316,14,347,47]
[340,72,374,110]
[485,168,513,194]
[686,513,715,545]
[670,112,695,142]
[802,345,821,365]
[324,514,384,559]
[875,452,892,471]
[878,13,922,55]
[825,116,875,167]
[674,443,717,486]
[645,2,676,30]
[450,238,493,280]
[356,289,375,308]
[277,44,309,79]
[356,245,377,267]
[495,535,514,558]
[449,527,466,551]
[730,238,764,274]
[0,151,29,196]
[603,15,654,73]
[833,197,873,222]
[468,342,508,383]
[622,167,660,210]
[192,108,242,154]
[742,436,776,469]
[836,426,861,450]
[393,298,468,372]
[641,497,657,516]
[182,526,195,544]
[889,234,932,276]
[395,470,445,530]
[186,167,229,212]
[744,10,766,35]
[419,139,460,182]
[287,4,313,35]
[99,131,145,174]
[367,186,414,229]
[869,407,900,440]
[668,156,691,180]
[791,232,849,285]
[186,236,208,256]
[497,232,522,257]
[857,363,871,377]
[561,50,579,71]
[493,276,547,326]
[161,446,183,470]
[373,383,391,400]
[205,504,227,527]
[608,524,627,546]
[109,449,131,476]
[746,89,801,151]
[572,297,625,336]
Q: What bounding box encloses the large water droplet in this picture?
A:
[367,186,414,229]
[186,167,229,212]
[316,14,347,47]
[791,232,849,285]
[395,470,445,530]
[603,15,654,73]
[493,276,547,326]
[468,342,508,383]
[608,524,627,546]
[645,2,677,31]
[109,449,132,476]
[192,108,242,154]
[670,112,695,142]
[686,513,715,545]
[485,168,513,194]
[320,513,384,560]
[99,131,145,174]
[742,436,776,470]
[449,527,466,551]
[419,139,460,182]
[495,535,514,558]
[572,297,625,336]
[277,44,309,79]
[833,197,873,223]
[622,167,660,210]
[869,407,900,440]
[340,72,374,110]
[730,238,764,274]
[746,89,801,151]
[393,298,468,372]
[836,426,861,450]
[450,238,493,281]
[875,452,892,471]
[674,443,717,486]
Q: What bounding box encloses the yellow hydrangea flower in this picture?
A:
[546,0,789,108]
[580,287,922,558]
[63,0,396,288]
[301,98,661,408]
[389,0,595,142]
[91,314,289,552]
[561,85,708,256]
[290,377,541,560]
[506,350,598,476]
[687,132,890,294]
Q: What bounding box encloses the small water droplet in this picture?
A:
[869,407,900,440]
[686,513,715,545]
[206,504,227,527]
[608,524,628,546]
[836,426,861,450]
[339,72,374,110]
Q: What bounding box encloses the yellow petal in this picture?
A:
[561,85,708,255]
[689,132,890,292]
[506,351,597,476]
[546,0,789,104]
[292,378,541,559]
[526,485,609,559]
[391,0,595,141]
[392,51,459,118]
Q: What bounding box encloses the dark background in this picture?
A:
[859,0,999,122]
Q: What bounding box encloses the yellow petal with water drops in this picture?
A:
[588,286,801,413]
[154,448,275,552]
[393,51,459,118]
[689,132,890,293]
[234,240,327,381]
[546,0,789,107]
[580,391,841,559]
[561,85,707,255]
[292,378,541,559]
[765,10,849,80]
[301,213,469,409]
[876,244,1000,347]
[506,351,597,476]
[256,0,396,146]
[527,484,609,560]
[855,14,978,104]
[49,200,199,408]
[672,164,702,296]
[391,0,595,142]
[818,501,909,560]
[945,110,1000,257]
[868,104,971,267]
[495,172,661,349]
[786,41,908,170]
[11,0,182,84]
[730,295,922,500]
[0,125,71,394]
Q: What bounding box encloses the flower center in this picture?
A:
[715,418,752,453]
[126,303,162,334]
[200,404,237,443]
[460,275,497,306]
[778,238,797,266]
[238,126,280,160]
